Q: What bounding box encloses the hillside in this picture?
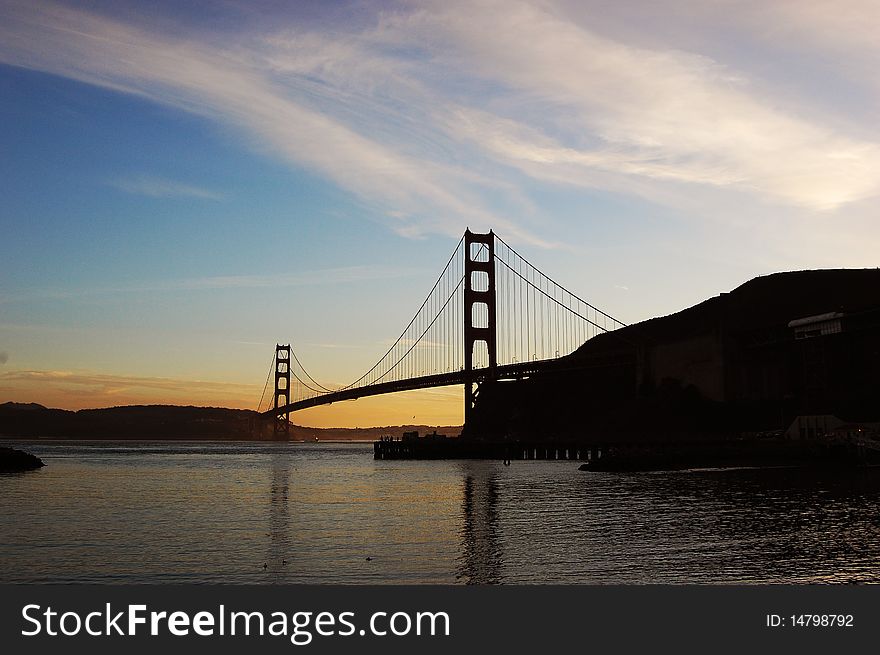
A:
[470,268,880,441]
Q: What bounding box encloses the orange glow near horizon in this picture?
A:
[0,369,464,428]
[293,386,463,428]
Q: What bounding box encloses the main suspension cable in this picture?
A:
[337,235,465,391]
[494,233,626,327]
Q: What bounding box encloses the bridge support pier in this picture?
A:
[274,344,291,440]
[463,229,497,432]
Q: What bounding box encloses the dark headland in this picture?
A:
[454,268,880,469]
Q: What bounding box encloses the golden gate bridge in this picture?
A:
[257,229,627,437]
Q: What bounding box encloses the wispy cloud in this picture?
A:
[0,0,535,243]
[733,0,880,64]
[176,265,427,291]
[1,0,879,242]
[402,0,880,211]
[0,369,259,409]
[301,343,363,350]
[109,174,224,200]
[0,369,250,392]
[0,265,428,304]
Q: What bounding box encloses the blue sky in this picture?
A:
[1,0,878,425]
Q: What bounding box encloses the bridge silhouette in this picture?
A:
[258,229,626,437]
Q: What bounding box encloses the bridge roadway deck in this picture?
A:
[262,357,603,418]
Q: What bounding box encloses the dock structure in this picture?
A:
[373,433,880,469]
[373,436,602,462]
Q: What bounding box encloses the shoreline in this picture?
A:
[0,436,378,444]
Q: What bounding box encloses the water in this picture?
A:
[2,440,879,584]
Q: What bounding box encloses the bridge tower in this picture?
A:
[463,229,497,429]
[274,344,291,439]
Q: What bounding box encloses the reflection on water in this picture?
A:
[267,449,291,581]
[1,440,879,584]
[457,464,501,584]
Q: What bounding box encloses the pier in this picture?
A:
[374,434,880,469]
[374,436,603,462]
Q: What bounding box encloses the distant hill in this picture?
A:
[0,402,460,441]
[0,403,257,439]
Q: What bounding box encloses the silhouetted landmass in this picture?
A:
[0,446,45,472]
[469,269,880,443]
[0,403,257,440]
[0,402,459,441]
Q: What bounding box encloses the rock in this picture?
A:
[0,447,45,472]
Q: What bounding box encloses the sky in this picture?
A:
[1,0,878,427]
